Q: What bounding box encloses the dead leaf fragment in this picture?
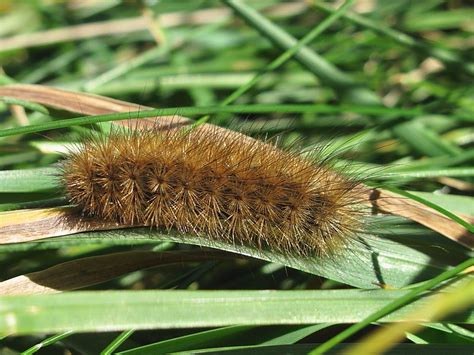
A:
[0,250,230,295]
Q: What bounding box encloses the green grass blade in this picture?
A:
[382,168,474,179]
[83,23,224,91]
[393,121,462,157]
[170,344,474,354]
[222,0,355,106]
[117,326,253,355]
[0,168,59,193]
[258,324,331,346]
[309,258,474,354]
[101,330,135,355]
[0,97,49,115]
[118,324,330,354]
[0,104,426,138]
[407,192,473,217]
[1,223,469,289]
[223,0,380,105]
[1,284,473,335]
[403,9,474,31]
[313,2,474,75]
[21,330,74,354]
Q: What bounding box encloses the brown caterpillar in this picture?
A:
[62,124,367,256]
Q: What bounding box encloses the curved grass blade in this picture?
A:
[0,216,471,289]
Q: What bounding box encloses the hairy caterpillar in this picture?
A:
[62,123,367,257]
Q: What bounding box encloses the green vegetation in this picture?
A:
[0,0,473,354]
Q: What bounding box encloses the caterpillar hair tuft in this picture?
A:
[62,124,367,257]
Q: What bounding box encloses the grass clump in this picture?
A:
[0,1,473,354]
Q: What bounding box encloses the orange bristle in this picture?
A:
[62,125,366,256]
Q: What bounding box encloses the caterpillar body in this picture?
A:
[62,125,366,256]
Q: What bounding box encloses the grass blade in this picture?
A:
[223,0,380,105]
[1,283,473,335]
[222,0,356,106]
[309,258,474,354]
[21,330,74,354]
[101,330,135,355]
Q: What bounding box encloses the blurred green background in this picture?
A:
[0,1,473,354]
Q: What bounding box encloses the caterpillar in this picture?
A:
[61,123,367,257]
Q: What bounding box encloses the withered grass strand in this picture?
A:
[62,126,365,256]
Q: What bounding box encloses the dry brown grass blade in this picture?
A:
[368,189,474,250]
[437,177,474,192]
[0,250,230,295]
[0,17,151,52]
[0,207,124,244]
[0,83,145,115]
[0,3,306,52]
[0,84,190,128]
[0,191,471,250]
[0,84,472,249]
